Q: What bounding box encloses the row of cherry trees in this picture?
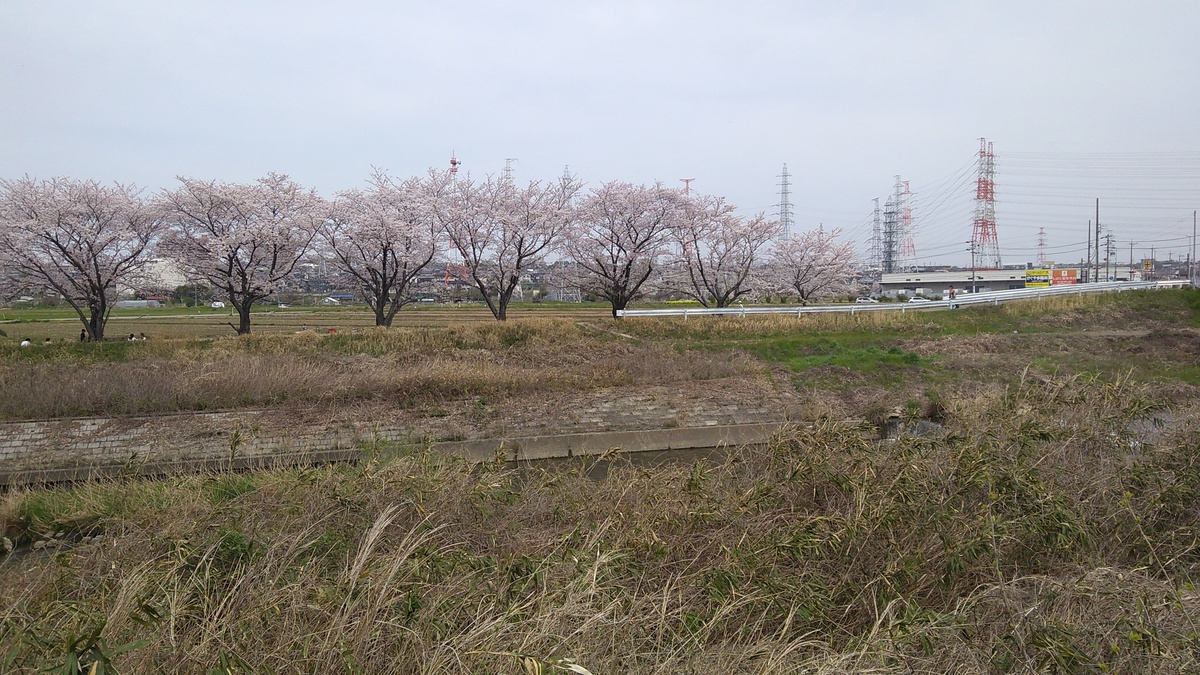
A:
[0,171,859,338]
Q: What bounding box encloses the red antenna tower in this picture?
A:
[972,138,1002,268]
[1036,227,1047,266]
[449,151,461,177]
[680,178,695,194]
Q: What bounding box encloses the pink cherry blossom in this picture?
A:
[158,173,320,334]
[563,181,686,318]
[0,176,164,341]
[670,195,782,307]
[767,228,859,304]
[438,173,581,320]
[323,169,448,327]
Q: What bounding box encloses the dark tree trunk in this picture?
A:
[84,295,107,341]
[496,281,519,321]
[481,290,503,321]
[372,296,390,327]
[88,314,104,341]
[610,295,629,319]
[230,299,253,335]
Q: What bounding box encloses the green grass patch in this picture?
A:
[204,474,261,504]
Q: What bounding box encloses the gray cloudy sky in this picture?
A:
[3,1,1198,266]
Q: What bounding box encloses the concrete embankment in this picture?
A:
[1,422,798,487]
[1,376,816,488]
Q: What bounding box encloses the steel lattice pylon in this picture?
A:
[882,195,899,274]
[972,138,1002,269]
[777,164,793,240]
[868,197,882,271]
[897,177,916,268]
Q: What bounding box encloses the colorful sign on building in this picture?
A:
[1051,269,1078,285]
[1025,269,1050,287]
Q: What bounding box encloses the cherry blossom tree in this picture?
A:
[323,170,448,327]
[0,177,164,341]
[158,173,320,334]
[767,227,859,304]
[438,174,581,320]
[672,196,782,307]
[564,181,685,318]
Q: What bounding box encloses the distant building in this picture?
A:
[143,258,188,289]
[113,299,162,309]
[879,266,1143,298]
[880,270,1028,297]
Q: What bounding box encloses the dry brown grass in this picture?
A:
[2,371,1198,673]
[6,291,1195,422]
[0,319,759,420]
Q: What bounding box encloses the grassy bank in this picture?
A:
[1,372,1198,673]
[1,290,1198,421]
[0,320,757,420]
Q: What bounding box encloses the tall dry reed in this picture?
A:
[1,372,1196,673]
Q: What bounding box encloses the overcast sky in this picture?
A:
[3,1,1198,266]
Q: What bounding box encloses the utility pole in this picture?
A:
[1086,220,1092,282]
[1187,209,1197,285]
[1129,241,1135,279]
[966,240,977,293]
[1095,199,1101,284]
[1104,232,1115,282]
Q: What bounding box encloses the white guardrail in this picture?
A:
[615,280,1191,319]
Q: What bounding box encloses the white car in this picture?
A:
[907,297,932,303]
[854,297,879,304]
[210,301,225,309]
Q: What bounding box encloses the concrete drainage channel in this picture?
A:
[0,422,839,489]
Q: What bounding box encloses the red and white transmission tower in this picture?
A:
[449,151,462,177]
[972,138,1002,269]
[680,178,695,195]
[1036,227,1047,266]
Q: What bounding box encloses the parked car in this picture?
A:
[210,301,225,309]
[854,297,879,304]
[907,297,932,303]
